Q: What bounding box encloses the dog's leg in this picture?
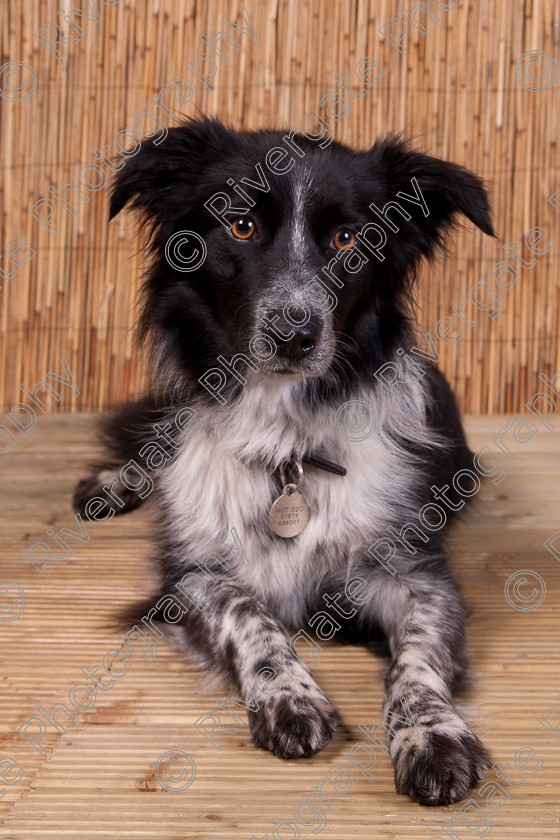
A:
[73,395,176,516]
[158,573,340,758]
[358,557,490,805]
[73,467,145,516]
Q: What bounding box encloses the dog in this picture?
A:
[74,117,495,806]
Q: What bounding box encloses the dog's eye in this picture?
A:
[231,218,256,240]
[331,228,356,250]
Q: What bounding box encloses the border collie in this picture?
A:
[74,117,495,806]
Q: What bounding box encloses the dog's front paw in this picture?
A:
[249,687,340,759]
[392,726,491,806]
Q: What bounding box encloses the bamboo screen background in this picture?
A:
[1,0,559,414]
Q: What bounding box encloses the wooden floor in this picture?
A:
[1,414,559,839]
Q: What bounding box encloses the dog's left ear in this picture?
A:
[366,137,494,272]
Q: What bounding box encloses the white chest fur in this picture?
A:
[158,375,431,621]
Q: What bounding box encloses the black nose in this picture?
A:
[266,310,322,362]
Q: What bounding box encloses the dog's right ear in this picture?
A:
[108,116,233,222]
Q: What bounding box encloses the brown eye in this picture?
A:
[231,218,256,240]
[332,228,356,250]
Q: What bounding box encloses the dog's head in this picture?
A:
[110,117,493,401]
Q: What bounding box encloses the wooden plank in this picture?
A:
[0,413,559,837]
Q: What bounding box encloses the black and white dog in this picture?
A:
[75,117,495,806]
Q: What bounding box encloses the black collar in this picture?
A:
[301,453,347,476]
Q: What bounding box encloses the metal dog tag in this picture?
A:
[269,484,310,538]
